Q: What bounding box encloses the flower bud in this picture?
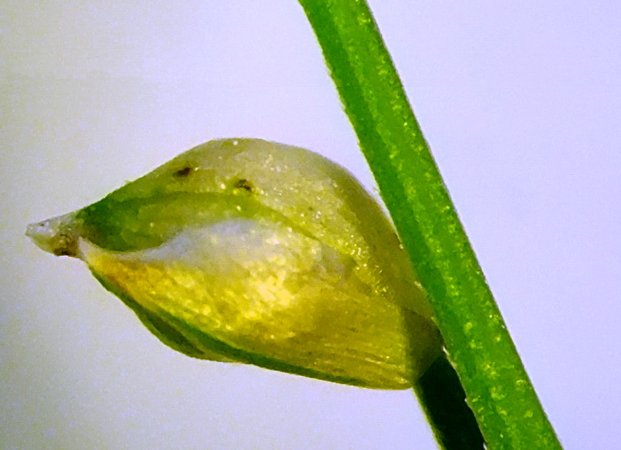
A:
[27,138,441,388]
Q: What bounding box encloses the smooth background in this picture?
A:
[2,1,620,449]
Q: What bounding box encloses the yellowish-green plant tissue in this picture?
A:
[27,138,441,389]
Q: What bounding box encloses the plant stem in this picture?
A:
[298,1,561,448]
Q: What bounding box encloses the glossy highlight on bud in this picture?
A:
[27,138,441,389]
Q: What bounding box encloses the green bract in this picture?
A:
[27,138,441,388]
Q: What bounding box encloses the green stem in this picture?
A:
[297,1,561,448]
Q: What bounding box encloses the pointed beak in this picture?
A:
[26,212,80,257]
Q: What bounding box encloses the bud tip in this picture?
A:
[26,212,80,257]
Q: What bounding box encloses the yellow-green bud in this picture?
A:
[26,138,441,389]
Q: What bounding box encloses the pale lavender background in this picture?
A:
[2,1,620,449]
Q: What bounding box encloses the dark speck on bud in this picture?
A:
[173,166,194,178]
[233,178,253,192]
